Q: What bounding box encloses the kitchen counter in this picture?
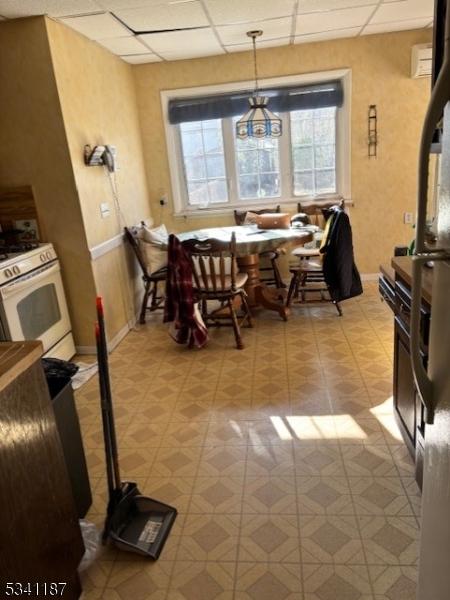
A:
[0,340,42,392]
[379,256,433,489]
[390,256,433,305]
[0,340,84,595]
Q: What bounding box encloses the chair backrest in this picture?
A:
[233,205,281,226]
[297,198,345,228]
[124,225,150,279]
[182,232,238,293]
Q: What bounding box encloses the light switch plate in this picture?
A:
[404,212,414,225]
[100,202,111,218]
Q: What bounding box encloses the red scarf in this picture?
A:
[163,234,208,348]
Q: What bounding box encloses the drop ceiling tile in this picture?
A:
[295,5,374,35]
[59,12,131,39]
[370,0,434,24]
[204,0,296,26]
[294,26,361,44]
[362,17,432,35]
[0,0,101,18]
[217,17,292,46]
[225,37,291,53]
[121,53,162,64]
[139,28,224,60]
[97,0,170,9]
[157,49,226,61]
[114,1,208,33]
[97,35,149,55]
[298,0,376,13]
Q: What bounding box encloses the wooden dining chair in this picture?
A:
[182,232,253,349]
[290,198,345,263]
[287,205,343,316]
[233,205,285,288]
[124,226,167,324]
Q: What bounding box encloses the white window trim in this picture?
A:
[161,68,352,218]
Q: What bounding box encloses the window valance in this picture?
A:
[168,80,343,124]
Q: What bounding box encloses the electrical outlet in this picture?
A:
[159,194,167,206]
[404,212,414,225]
[100,202,111,218]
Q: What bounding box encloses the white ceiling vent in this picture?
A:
[411,43,433,79]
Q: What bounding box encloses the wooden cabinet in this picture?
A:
[393,316,420,454]
[0,342,84,597]
[379,257,432,490]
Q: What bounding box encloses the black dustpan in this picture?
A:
[95,297,177,559]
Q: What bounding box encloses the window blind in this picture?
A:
[168,80,343,124]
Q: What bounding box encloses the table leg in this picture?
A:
[237,254,290,321]
[237,254,260,306]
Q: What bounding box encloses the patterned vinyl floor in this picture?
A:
[77,283,420,600]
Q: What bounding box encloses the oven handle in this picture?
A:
[0,261,60,299]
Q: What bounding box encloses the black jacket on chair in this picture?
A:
[320,208,363,302]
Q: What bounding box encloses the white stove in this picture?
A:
[0,243,75,360]
[0,243,56,285]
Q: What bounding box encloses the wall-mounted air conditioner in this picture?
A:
[411,43,433,79]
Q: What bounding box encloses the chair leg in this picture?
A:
[239,291,253,328]
[286,273,299,307]
[140,279,151,324]
[201,298,208,318]
[228,298,244,349]
[149,281,158,311]
[271,256,286,289]
[333,300,343,316]
[300,272,308,302]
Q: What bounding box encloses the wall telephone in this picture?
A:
[84,144,117,172]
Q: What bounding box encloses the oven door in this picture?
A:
[0,260,72,352]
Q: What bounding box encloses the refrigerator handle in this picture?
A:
[411,11,450,425]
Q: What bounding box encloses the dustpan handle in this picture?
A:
[96,323,116,499]
[96,297,121,488]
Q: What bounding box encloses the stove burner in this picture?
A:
[0,241,41,261]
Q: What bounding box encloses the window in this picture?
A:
[291,107,336,196]
[234,119,281,200]
[179,119,228,206]
[165,72,350,214]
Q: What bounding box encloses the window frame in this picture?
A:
[162,69,351,217]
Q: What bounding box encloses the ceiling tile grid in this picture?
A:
[0,0,435,63]
[295,26,361,45]
[217,17,293,46]
[139,28,225,61]
[114,1,209,32]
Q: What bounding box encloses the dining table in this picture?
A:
[176,224,315,320]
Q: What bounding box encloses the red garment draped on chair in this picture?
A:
[163,234,208,348]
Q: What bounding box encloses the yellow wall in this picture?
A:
[45,17,153,343]
[133,29,432,273]
[0,16,152,347]
[0,17,97,346]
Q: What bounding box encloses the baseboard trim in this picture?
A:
[76,315,138,355]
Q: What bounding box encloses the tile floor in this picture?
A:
[77,283,421,599]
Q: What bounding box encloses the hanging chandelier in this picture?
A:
[236,30,282,140]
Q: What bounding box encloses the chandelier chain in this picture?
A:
[252,34,259,95]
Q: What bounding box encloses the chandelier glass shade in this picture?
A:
[235,30,282,140]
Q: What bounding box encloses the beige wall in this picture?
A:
[45,18,153,344]
[133,29,432,273]
[0,16,153,347]
[0,17,97,346]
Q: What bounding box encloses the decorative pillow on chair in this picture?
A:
[243,211,259,225]
[142,223,169,245]
[139,223,168,274]
[140,240,167,274]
